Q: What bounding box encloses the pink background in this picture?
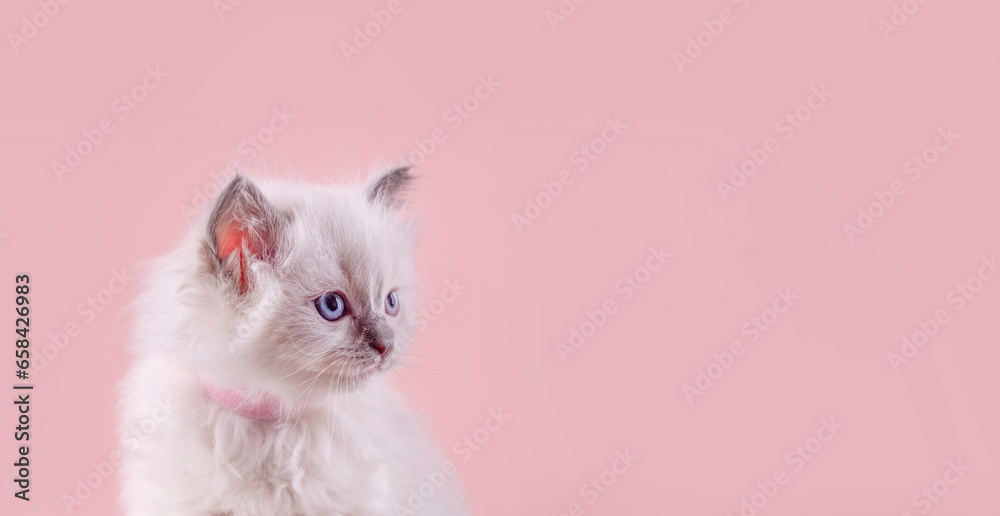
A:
[3,0,1000,514]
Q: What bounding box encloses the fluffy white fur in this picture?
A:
[119,169,466,515]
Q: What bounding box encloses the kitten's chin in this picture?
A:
[326,363,383,392]
[350,366,380,384]
[285,349,398,395]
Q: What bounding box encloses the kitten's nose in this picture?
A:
[369,337,393,357]
[361,319,394,357]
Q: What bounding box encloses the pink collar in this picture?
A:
[201,375,282,420]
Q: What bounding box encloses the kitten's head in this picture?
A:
[183,168,417,401]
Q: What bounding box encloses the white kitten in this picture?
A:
[119,168,467,515]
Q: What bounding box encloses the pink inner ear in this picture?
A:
[217,222,261,293]
[217,223,249,259]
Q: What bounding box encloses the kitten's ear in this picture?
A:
[366,166,413,208]
[207,175,286,293]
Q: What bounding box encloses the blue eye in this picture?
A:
[385,290,399,316]
[315,292,347,321]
